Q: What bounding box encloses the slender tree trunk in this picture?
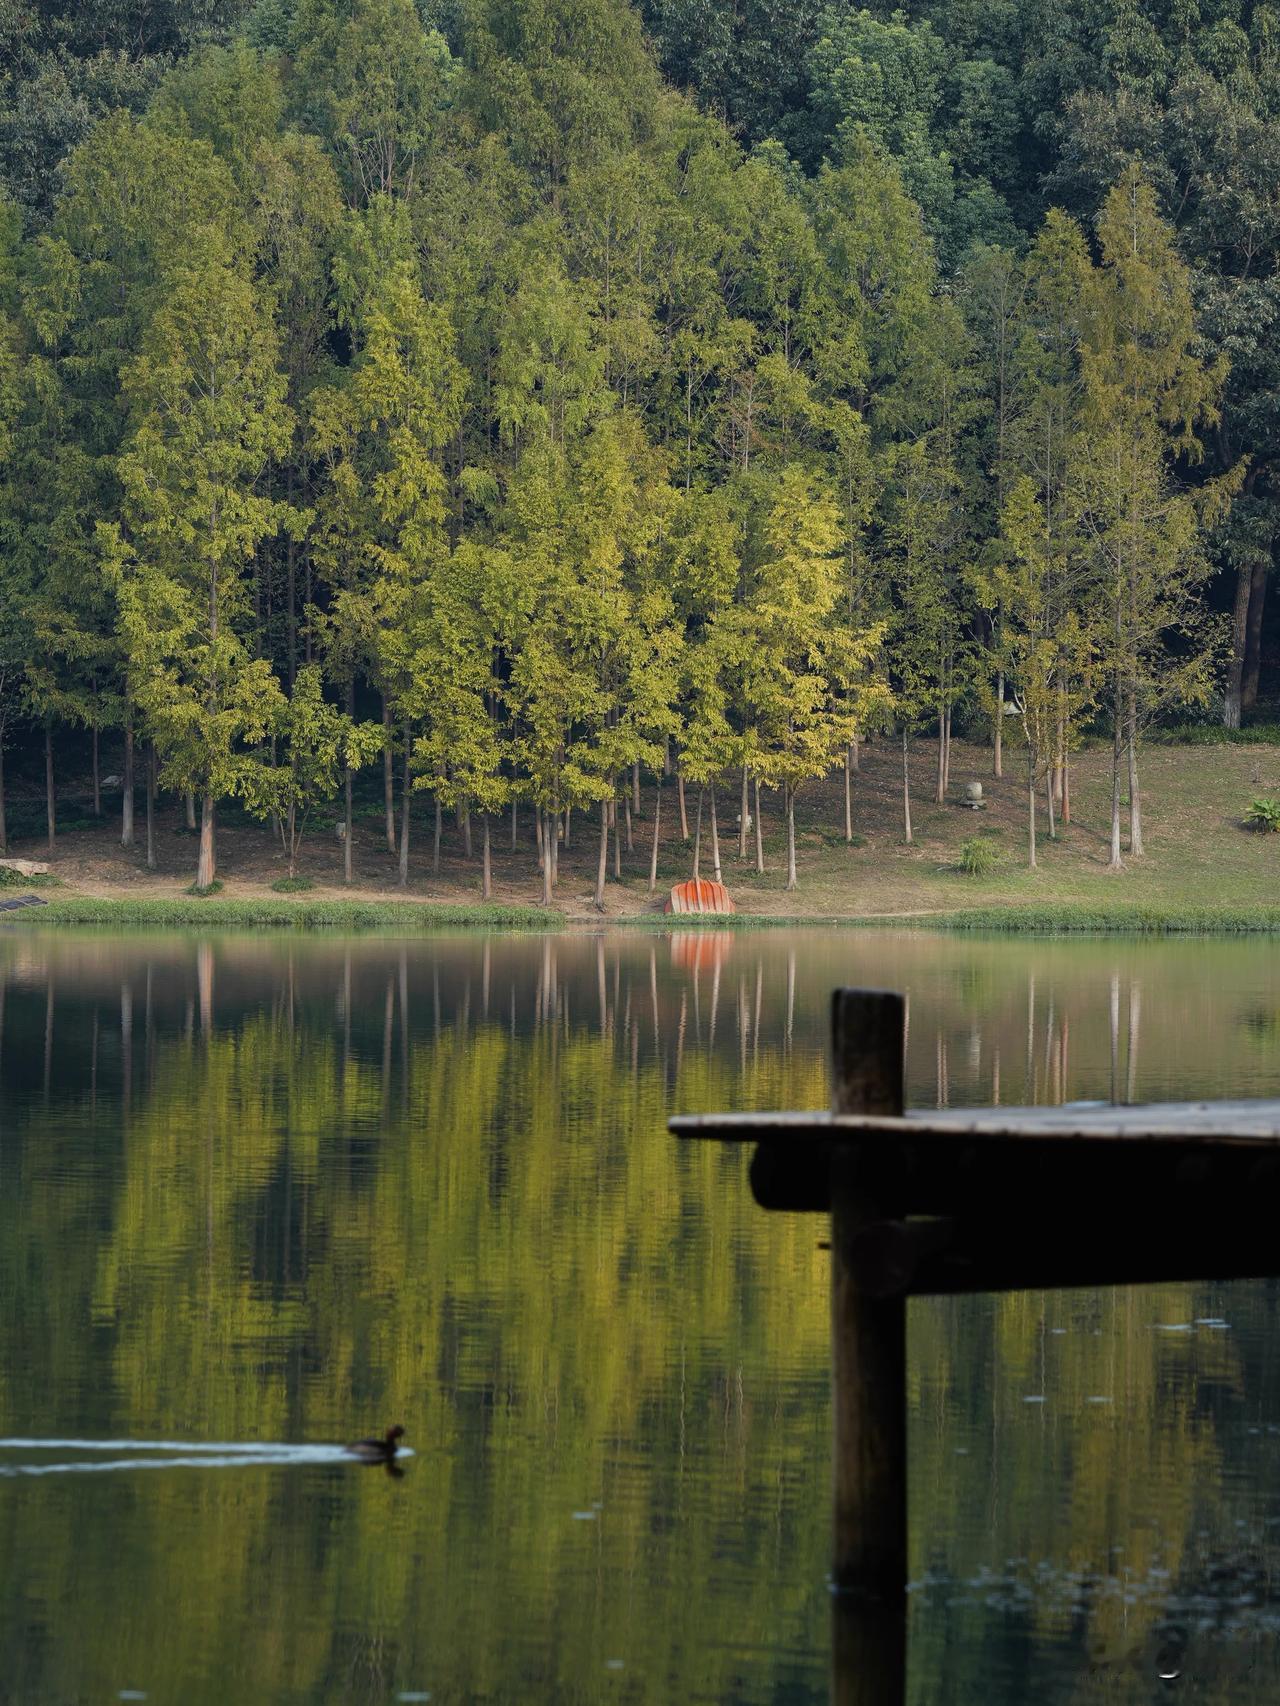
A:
[595,798,609,911]
[511,794,518,850]
[482,816,492,899]
[541,809,553,907]
[1027,746,1037,870]
[1062,751,1071,826]
[753,777,764,874]
[398,724,411,888]
[935,703,946,804]
[844,745,853,841]
[563,805,570,849]
[121,711,135,848]
[623,788,633,853]
[994,671,1004,778]
[1243,556,1269,715]
[0,741,6,853]
[1225,559,1251,729]
[1127,697,1144,857]
[901,728,912,845]
[739,763,749,858]
[145,743,156,870]
[649,774,662,892]
[1109,677,1124,870]
[460,800,472,860]
[185,790,196,831]
[92,725,101,816]
[785,785,797,891]
[196,794,216,889]
[433,792,442,874]
[45,721,55,851]
[287,804,298,879]
[851,736,860,772]
[709,784,721,883]
[692,788,703,879]
[942,704,952,795]
[678,771,688,840]
[1045,757,1056,841]
[344,684,354,885]
[383,698,397,855]
[611,797,621,878]
[632,762,640,816]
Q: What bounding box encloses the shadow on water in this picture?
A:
[4,927,1280,1701]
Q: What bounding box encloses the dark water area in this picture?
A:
[4,927,1280,1703]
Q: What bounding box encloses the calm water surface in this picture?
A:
[3,927,1280,1704]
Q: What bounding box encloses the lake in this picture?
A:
[4,926,1280,1703]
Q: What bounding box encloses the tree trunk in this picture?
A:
[623,788,633,853]
[1045,756,1056,841]
[678,771,688,840]
[692,788,703,879]
[993,671,1004,778]
[460,799,472,859]
[611,797,621,879]
[1027,745,1037,869]
[1243,556,1269,715]
[739,763,749,858]
[942,704,952,795]
[1224,559,1251,728]
[595,798,609,911]
[511,794,518,850]
[851,736,860,772]
[844,745,853,841]
[92,725,101,816]
[343,762,353,884]
[541,809,553,907]
[196,794,216,889]
[1126,697,1144,857]
[0,742,7,853]
[185,790,196,831]
[1062,751,1071,826]
[398,724,411,888]
[649,774,662,892]
[785,786,797,891]
[935,704,946,805]
[1109,678,1123,870]
[482,816,492,899]
[434,793,443,873]
[287,804,298,879]
[901,728,912,845]
[121,711,135,848]
[383,698,397,855]
[45,722,55,851]
[710,784,721,883]
[145,743,156,870]
[754,777,764,874]
[632,762,641,816]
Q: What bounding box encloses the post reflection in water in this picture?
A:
[4,927,1280,1703]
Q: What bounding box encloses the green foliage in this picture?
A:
[1245,796,1280,832]
[958,834,1003,875]
[270,874,315,890]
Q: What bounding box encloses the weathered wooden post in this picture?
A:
[829,987,907,1598]
[828,991,907,1706]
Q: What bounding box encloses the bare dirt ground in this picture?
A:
[6,731,1279,918]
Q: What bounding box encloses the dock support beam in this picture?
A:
[830,989,908,1703]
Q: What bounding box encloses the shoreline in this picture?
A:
[8,891,1280,935]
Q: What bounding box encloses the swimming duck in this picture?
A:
[345,1424,405,1463]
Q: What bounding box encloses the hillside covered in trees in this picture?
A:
[0,0,1273,895]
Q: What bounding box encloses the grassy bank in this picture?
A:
[19,895,559,931]
[926,903,1280,934]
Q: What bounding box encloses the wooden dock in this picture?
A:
[670,987,1280,1701]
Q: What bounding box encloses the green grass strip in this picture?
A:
[16,895,559,932]
[925,904,1280,934]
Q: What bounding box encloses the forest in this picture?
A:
[0,0,1275,895]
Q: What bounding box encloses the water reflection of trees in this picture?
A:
[4,931,1280,1701]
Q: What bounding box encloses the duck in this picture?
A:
[345,1424,405,1463]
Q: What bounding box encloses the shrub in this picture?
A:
[1245,797,1280,833]
[958,836,1002,875]
[184,878,225,896]
[271,876,315,893]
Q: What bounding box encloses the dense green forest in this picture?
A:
[0,0,1273,892]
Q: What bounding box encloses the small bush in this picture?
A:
[185,878,225,896]
[1245,797,1280,833]
[271,875,315,893]
[958,836,1002,876]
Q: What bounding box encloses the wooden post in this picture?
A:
[830,987,907,1704]
[829,988,906,1597]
